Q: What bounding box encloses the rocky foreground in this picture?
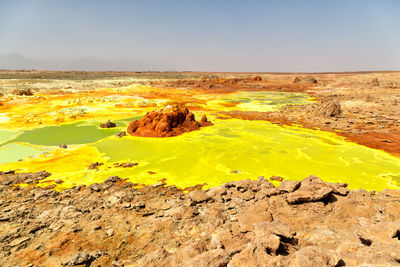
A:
[1,172,400,266]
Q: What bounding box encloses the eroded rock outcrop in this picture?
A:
[316,97,342,118]
[293,76,318,84]
[127,106,213,137]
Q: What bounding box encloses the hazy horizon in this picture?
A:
[1,0,400,72]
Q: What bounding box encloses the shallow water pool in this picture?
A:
[1,90,400,191]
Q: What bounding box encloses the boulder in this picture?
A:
[278,180,301,193]
[317,97,342,118]
[286,176,333,204]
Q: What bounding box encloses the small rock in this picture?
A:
[105,176,120,183]
[270,176,284,182]
[114,162,138,168]
[188,190,211,204]
[254,220,295,240]
[116,131,126,138]
[106,228,114,237]
[88,162,104,170]
[66,251,94,266]
[12,88,34,96]
[9,236,31,247]
[278,180,301,193]
[100,120,116,128]
[133,201,146,209]
[88,183,101,192]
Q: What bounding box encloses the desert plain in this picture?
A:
[1,70,400,266]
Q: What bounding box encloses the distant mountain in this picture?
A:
[0,53,161,71]
[0,53,37,70]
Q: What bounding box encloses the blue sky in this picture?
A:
[0,0,399,71]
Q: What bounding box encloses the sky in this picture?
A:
[0,0,400,72]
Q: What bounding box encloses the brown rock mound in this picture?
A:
[370,78,380,87]
[293,76,318,84]
[12,88,34,96]
[316,97,342,118]
[127,106,213,137]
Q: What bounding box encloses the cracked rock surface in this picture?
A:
[1,172,400,266]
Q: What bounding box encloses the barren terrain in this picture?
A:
[1,70,400,266]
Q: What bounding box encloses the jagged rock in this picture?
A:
[200,115,213,126]
[65,251,94,266]
[127,106,213,137]
[228,243,273,267]
[253,229,281,254]
[317,97,342,117]
[188,190,212,204]
[278,180,301,193]
[12,88,34,96]
[254,220,295,240]
[326,182,349,196]
[205,187,227,202]
[237,200,271,232]
[289,246,341,267]
[0,170,51,185]
[100,120,116,128]
[105,176,120,183]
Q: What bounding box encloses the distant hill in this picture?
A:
[0,53,37,70]
[0,53,161,71]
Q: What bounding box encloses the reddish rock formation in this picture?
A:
[127,106,213,137]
